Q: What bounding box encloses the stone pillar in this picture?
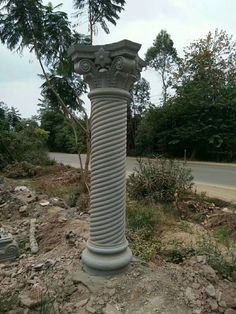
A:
[69,40,145,275]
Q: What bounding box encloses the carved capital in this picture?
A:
[68,40,145,91]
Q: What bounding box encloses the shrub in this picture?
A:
[127,201,158,231]
[4,161,36,178]
[0,154,7,170]
[20,149,53,166]
[128,229,160,261]
[197,236,236,279]
[160,240,196,264]
[127,157,193,202]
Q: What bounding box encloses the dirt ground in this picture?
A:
[0,166,236,314]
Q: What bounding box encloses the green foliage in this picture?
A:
[0,0,80,66]
[74,0,126,40]
[127,157,193,202]
[39,293,56,314]
[128,229,160,261]
[39,108,86,153]
[137,96,236,160]
[4,161,36,178]
[126,202,161,261]
[127,78,153,154]
[215,227,231,248]
[137,29,236,161]
[145,30,179,105]
[127,201,158,231]
[0,103,51,168]
[161,241,195,264]
[197,237,236,278]
[0,0,90,156]
[0,293,17,313]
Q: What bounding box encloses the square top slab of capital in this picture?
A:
[68,39,145,65]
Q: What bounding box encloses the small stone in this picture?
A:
[222,288,236,308]
[103,304,121,314]
[216,290,222,302]
[19,292,41,308]
[76,299,88,308]
[86,305,96,313]
[58,217,67,223]
[15,186,30,193]
[192,282,200,289]
[225,309,236,314]
[108,288,116,296]
[185,287,195,302]
[45,259,56,268]
[205,284,216,298]
[107,281,115,288]
[208,298,218,311]
[64,282,77,296]
[201,265,218,282]
[19,205,27,213]
[219,300,226,308]
[222,207,233,213]
[33,263,44,271]
[98,299,105,306]
[196,255,206,264]
[39,200,50,206]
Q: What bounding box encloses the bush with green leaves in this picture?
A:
[126,201,161,261]
[197,237,236,279]
[3,161,36,178]
[127,157,193,202]
[0,103,52,168]
[127,201,159,231]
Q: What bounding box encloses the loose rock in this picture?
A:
[103,303,121,314]
[205,284,216,298]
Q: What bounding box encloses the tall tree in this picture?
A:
[0,0,91,190]
[73,0,126,43]
[145,30,178,105]
[137,30,236,161]
[127,78,153,153]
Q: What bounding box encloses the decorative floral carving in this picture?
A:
[71,41,145,91]
[94,48,111,68]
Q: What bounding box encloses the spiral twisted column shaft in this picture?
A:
[82,88,132,275]
[68,39,145,275]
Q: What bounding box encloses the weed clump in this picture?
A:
[127,157,193,203]
[127,201,158,231]
[128,229,160,261]
[197,237,236,279]
[127,202,161,261]
[4,161,36,178]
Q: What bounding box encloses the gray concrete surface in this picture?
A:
[49,152,236,203]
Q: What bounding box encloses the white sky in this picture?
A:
[0,0,236,117]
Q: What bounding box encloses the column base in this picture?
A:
[82,244,132,276]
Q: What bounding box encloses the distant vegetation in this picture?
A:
[38,29,236,162]
[0,102,51,171]
[0,1,235,162]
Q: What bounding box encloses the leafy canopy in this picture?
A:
[73,0,126,40]
[145,30,179,105]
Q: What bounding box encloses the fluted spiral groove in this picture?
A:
[89,94,127,245]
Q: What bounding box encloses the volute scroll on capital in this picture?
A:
[69,40,145,91]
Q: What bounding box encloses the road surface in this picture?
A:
[49,152,236,203]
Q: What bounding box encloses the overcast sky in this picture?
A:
[0,0,236,117]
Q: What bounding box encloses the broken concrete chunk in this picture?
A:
[0,228,19,262]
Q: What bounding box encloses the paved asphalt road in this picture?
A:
[49,152,236,203]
